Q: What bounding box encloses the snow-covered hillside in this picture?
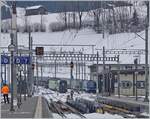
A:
[1,3,150,79]
[1,28,149,64]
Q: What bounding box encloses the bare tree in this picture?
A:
[58,6,68,29]
[77,1,83,29]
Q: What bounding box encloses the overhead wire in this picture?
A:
[119,31,145,48]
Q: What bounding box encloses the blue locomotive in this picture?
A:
[82,80,96,93]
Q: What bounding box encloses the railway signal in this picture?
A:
[35,47,44,55]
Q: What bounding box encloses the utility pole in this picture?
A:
[0,0,1,49]
[17,53,22,108]
[117,55,120,98]
[27,27,33,97]
[81,55,84,85]
[4,60,7,84]
[96,51,99,94]
[84,61,86,80]
[144,1,149,102]
[11,1,18,99]
[41,66,43,81]
[36,57,38,88]
[54,60,56,78]
[23,64,27,101]
[1,65,3,83]
[76,62,78,80]
[9,39,15,111]
[79,62,80,80]
[9,2,17,111]
[134,58,138,101]
[102,46,105,96]
[70,61,74,89]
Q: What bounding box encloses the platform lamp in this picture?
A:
[70,61,74,90]
[8,40,16,111]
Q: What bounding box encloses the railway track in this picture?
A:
[49,98,67,118]
[41,88,149,118]
[43,90,86,118]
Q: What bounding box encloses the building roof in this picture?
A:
[26,5,43,10]
[25,5,47,16]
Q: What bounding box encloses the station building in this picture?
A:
[89,64,149,96]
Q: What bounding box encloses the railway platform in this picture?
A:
[1,96,53,118]
[97,95,149,113]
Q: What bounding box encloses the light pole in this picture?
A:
[96,51,99,94]
[135,71,138,101]
[23,65,27,101]
[70,61,74,90]
[117,55,120,98]
[144,1,149,102]
[134,58,138,101]
[8,41,15,112]
[17,65,23,108]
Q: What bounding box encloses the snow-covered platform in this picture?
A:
[1,96,53,118]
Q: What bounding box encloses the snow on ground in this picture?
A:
[1,6,150,79]
[1,29,148,64]
[141,112,150,117]
[52,113,124,119]
[1,28,149,79]
[35,86,125,119]
[1,7,149,65]
[1,94,17,106]
[34,86,96,103]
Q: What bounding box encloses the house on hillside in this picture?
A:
[25,5,48,32]
[25,5,47,16]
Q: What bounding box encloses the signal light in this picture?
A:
[35,47,44,55]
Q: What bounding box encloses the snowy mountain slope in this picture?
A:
[1,4,149,79]
[2,28,149,79]
[1,28,148,62]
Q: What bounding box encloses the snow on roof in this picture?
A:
[26,5,43,10]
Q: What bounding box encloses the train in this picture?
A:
[36,77,97,93]
[46,78,67,93]
[67,79,97,93]
[82,80,96,93]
